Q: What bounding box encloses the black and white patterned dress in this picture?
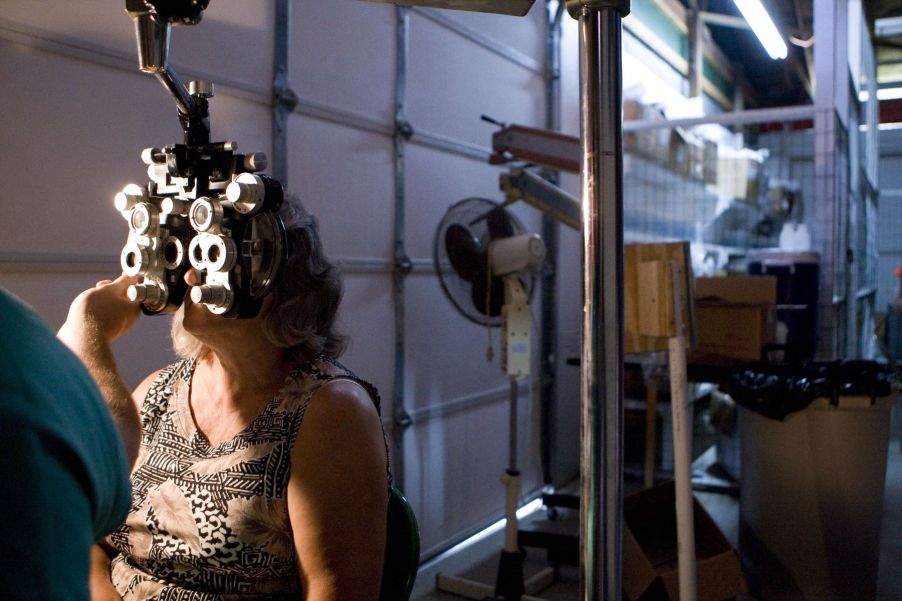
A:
[106,356,384,601]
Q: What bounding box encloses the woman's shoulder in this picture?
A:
[287,356,392,485]
[305,356,382,413]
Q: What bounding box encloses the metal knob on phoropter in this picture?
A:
[141,147,166,165]
[115,184,148,213]
[243,152,268,173]
[190,284,231,307]
[127,282,164,305]
[226,173,267,215]
[161,197,189,216]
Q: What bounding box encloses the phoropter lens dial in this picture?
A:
[189,197,223,232]
[121,241,150,276]
[130,203,159,236]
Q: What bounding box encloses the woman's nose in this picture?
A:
[184,268,200,286]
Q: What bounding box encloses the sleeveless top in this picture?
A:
[106,355,386,601]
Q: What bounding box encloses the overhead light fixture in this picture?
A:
[732,0,788,60]
[878,87,902,101]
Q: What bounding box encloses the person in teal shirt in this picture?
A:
[0,287,132,600]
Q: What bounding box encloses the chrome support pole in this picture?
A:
[567,1,628,599]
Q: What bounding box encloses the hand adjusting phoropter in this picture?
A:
[118,0,287,318]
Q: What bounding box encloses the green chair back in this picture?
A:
[380,486,420,601]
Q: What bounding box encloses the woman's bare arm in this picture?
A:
[287,380,388,600]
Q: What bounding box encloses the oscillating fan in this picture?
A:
[434,197,538,326]
[433,197,547,601]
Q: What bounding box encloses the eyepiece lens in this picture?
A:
[131,210,148,231]
[194,204,210,225]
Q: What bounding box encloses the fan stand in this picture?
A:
[436,274,554,601]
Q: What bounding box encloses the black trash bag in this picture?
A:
[730,365,832,421]
[731,360,898,421]
[819,360,895,401]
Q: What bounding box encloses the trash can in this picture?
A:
[731,362,898,601]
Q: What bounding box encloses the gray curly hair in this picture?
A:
[171,195,346,364]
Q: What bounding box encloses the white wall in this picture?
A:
[0,0,569,559]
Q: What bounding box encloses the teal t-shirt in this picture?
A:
[0,288,132,600]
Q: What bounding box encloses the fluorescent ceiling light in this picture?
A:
[878,87,902,101]
[732,0,788,60]
[858,88,902,102]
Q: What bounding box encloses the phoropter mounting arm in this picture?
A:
[125,0,211,146]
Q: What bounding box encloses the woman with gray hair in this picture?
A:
[59,199,389,601]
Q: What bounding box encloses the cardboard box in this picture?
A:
[668,129,696,177]
[703,140,718,185]
[623,481,748,601]
[624,98,646,121]
[623,100,671,163]
[692,276,777,362]
[716,152,763,204]
[695,275,776,304]
[687,140,706,181]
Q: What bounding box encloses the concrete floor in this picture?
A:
[410,402,902,601]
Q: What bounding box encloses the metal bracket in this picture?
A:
[273,83,299,114]
[565,0,629,19]
[394,408,414,429]
[394,252,414,276]
[395,118,415,141]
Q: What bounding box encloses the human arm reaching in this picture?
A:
[57,274,143,465]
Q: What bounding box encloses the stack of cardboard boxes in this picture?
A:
[691,275,778,363]
[623,99,720,185]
